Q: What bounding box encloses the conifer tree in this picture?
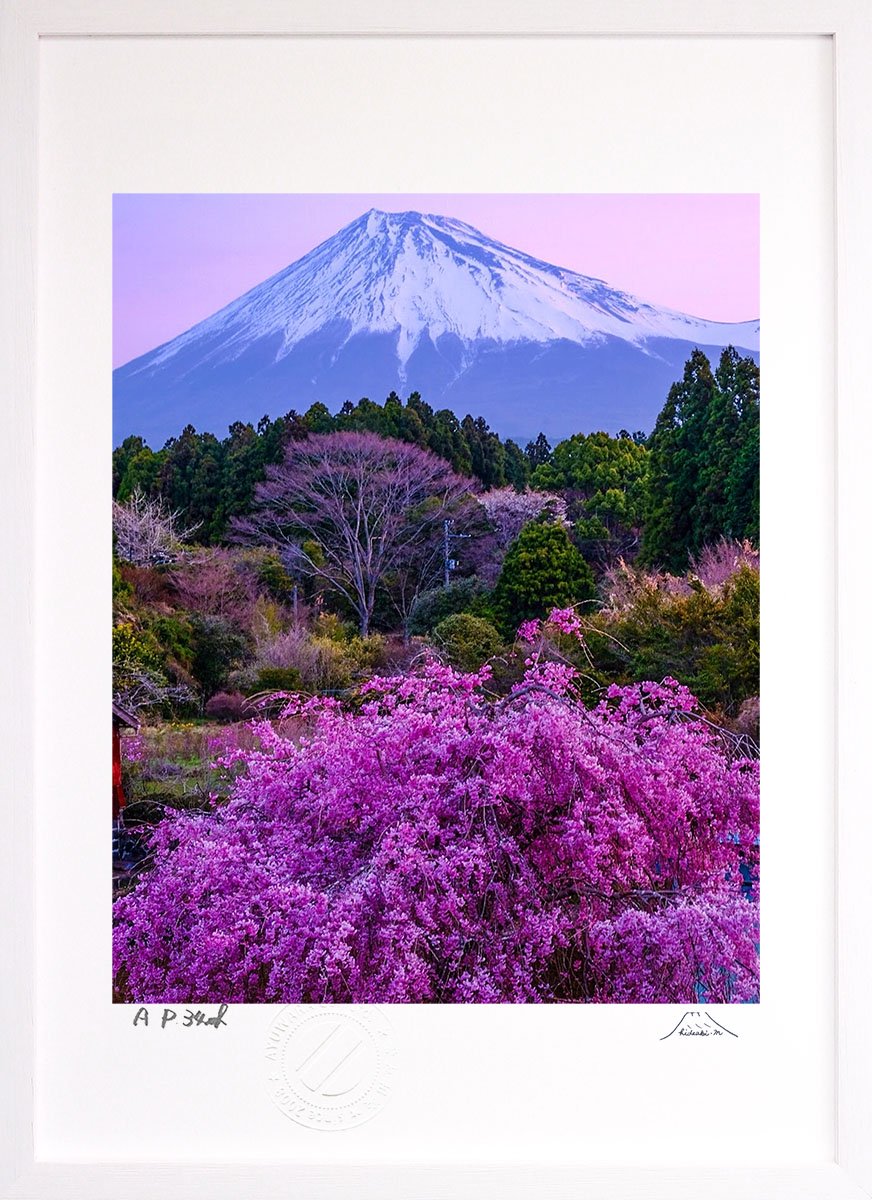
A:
[493,521,596,632]
[641,347,759,571]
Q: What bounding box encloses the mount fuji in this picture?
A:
[113,209,759,447]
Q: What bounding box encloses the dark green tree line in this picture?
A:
[641,346,759,571]
[114,392,549,542]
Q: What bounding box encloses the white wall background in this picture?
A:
[34,34,833,1165]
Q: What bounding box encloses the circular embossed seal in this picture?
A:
[264,1007,397,1130]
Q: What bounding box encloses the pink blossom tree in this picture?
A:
[169,547,257,624]
[113,612,759,1005]
[113,488,199,567]
[479,486,568,552]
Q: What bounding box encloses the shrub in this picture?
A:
[432,613,503,671]
[691,538,760,591]
[409,579,493,635]
[113,635,759,1005]
[250,596,287,642]
[249,667,303,695]
[345,633,385,673]
[256,552,297,602]
[204,691,249,722]
[602,539,759,614]
[148,613,196,671]
[189,616,250,699]
[112,559,133,610]
[585,562,759,719]
[253,626,380,693]
[312,611,353,643]
[112,622,174,713]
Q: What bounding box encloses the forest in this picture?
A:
[112,345,760,1004]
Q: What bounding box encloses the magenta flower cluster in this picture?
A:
[518,607,584,646]
[113,623,759,1004]
[120,734,145,764]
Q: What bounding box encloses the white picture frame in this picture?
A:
[1,2,869,1196]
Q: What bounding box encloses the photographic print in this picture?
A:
[111,194,760,1005]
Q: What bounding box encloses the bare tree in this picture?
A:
[113,669,194,716]
[169,548,257,624]
[113,489,199,567]
[233,432,472,637]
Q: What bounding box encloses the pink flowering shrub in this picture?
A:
[113,618,759,1004]
[120,734,145,765]
[603,538,759,614]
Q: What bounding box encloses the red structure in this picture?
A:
[112,700,139,819]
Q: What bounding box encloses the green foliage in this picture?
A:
[492,522,596,634]
[113,436,162,501]
[524,433,552,471]
[113,412,309,544]
[256,552,296,602]
[112,621,163,677]
[110,360,759,720]
[302,637,356,691]
[147,612,196,672]
[641,347,759,571]
[114,395,554,535]
[112,558,133,609]
[303,402,336,433]
[189,615,250,699]
[584,566,759,718]
[532,430,648,508]
[409,579,494,635]
[345,633,385,673]
[575,516,610,542]
[250,667,303,694]
[112,621,171,710]
[312,611,355,643]
[532,431,649,559]
[432,613,503,671]
[503,439,530,490]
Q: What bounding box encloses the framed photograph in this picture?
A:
[2,2,869,1197]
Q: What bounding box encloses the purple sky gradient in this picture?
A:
[113,194,759,369]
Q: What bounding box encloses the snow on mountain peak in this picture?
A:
[137,209,759,379]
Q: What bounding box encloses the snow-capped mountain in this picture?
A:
[113,209,759,446]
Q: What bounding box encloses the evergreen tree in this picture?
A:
[503,439,530,491]
[114,437,163,501]
[524,433,552,471]
[303,402,336,433]
[493,521,596,633]
[531,430,649,529]
[462,414,507,488]
[641,347,759,571]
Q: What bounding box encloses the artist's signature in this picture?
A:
[131,1004,229,1029]
[660,1010,738,1040]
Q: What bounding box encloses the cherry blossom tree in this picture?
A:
[113,611,759,1005]
[169,548,257,624]
[113,488,199,567]
[479,486,568,551]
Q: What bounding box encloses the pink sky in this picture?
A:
[113,194,759,369]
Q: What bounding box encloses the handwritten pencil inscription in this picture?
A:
[131,1004,229,1029]
[660,1010,738,1040]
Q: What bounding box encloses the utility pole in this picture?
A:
[443,518,471,589]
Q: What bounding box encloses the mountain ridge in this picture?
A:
[114,208,759,446]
